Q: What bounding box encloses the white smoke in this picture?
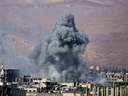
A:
[28,13,109,85]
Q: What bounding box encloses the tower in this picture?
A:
[0,62,5,82]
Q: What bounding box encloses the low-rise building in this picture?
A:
[98,72,128,83]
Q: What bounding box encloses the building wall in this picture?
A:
[75,93,81,96]
[37,93,62,96]
[11,84,27,96]
[24,88,37,93]
[26,92,37,96]
[4,69,20,82]
[12,90,26,96]
[60,83,74,87]
[63,93,74,96]
[98,72,128,83]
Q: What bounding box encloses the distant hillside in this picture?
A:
[87,0,128,6]
[0,1,128,75]
[0,0,128,6]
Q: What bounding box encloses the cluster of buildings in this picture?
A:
[0,63,128,96]
[89,66,128,73]
[98,72,128,83]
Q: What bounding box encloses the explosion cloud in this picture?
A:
[28,13,109,85]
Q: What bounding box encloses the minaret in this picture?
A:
[0,63,4,82]
[121,65,123,73]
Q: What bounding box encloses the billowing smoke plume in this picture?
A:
[28,13,109,85]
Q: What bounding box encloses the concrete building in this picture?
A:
[89,66,96,70]
[0,63,26,96]
[98,72,128,83]
[90,66,127,73]
[1,63,128,96]
[0,82,27,96]
[96,66,101,71]
[4,69,20,82]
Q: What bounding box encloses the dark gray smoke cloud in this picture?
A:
[28,13,109,85]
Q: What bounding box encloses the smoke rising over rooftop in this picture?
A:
[28,13,109,85]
